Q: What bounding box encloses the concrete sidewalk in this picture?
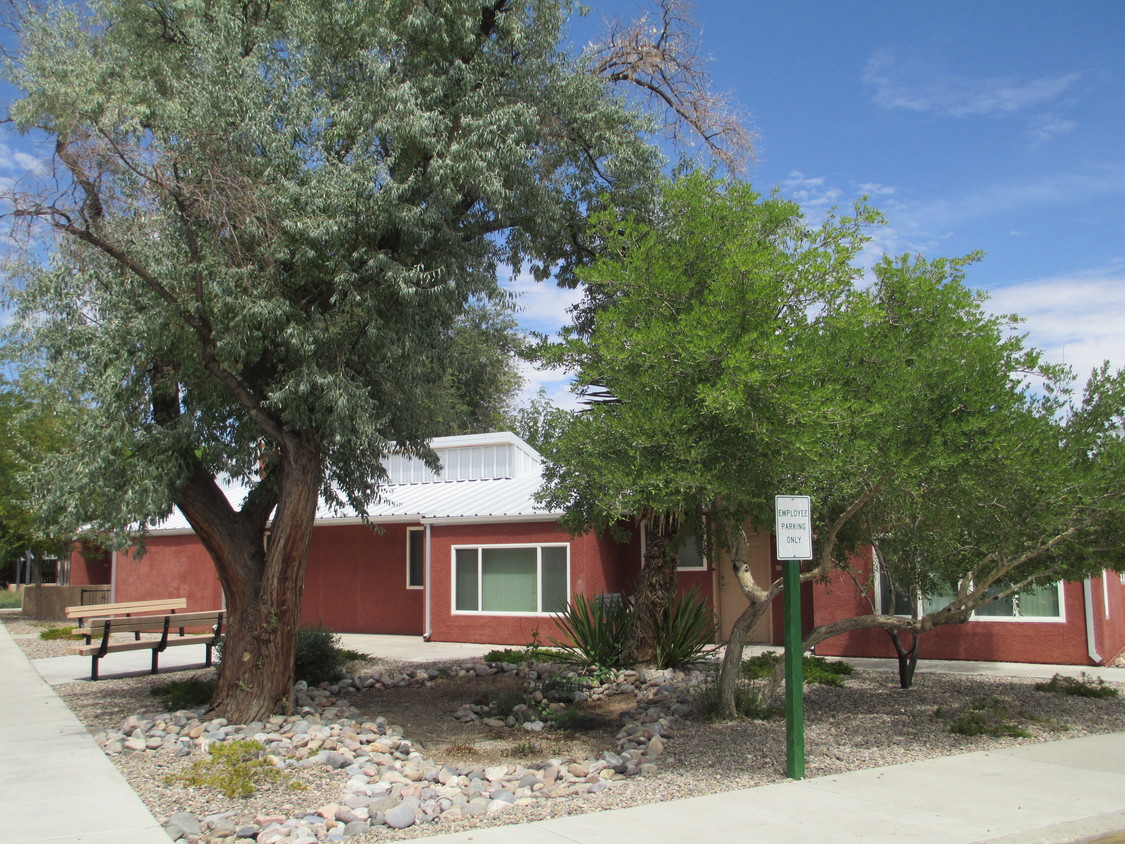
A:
[0,618,168,844]
[4,622,1125,843]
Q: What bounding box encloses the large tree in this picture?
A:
[0,0,686,721]
[537,174,1125,713]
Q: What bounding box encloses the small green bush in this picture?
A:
[39,625,83,640]
[151,677,216,710]
[741,651,854,686]
[165,740,301,798]
[1034,673,1119,699]
[652,585,721,669]
[941,697,1032,738]
[550,593,630,671]
[0,591,22,609]
[293,627,365,686]
[483,646,570,664]
[484,686,526,719]
[696,678,779,721]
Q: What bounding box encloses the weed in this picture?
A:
[294,627,365,686]
[38,626,83,641]
[544,707,597,731]
[940,696,1032,738]
[741,651,854,686]
[165,740,295,798]
[696,678,779,721]
[509,740,541,757]
[150,677,215,710]
[1034,673,1119,700]
[445,741,478,758]
[484,647,570,664]
[484,687,526,719]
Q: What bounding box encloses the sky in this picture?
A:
[513,0,1125,408]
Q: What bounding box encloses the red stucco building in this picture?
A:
[71,432,1124,666]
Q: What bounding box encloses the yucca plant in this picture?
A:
[652,586,720,669]
[550,593,630,670]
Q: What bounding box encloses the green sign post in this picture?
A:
[775,495,812,781]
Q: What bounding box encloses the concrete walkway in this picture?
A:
[0,618,169,843]
[4,622,1125,843]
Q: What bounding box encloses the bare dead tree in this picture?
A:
[588,0,756,173]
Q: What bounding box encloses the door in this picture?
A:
[717,530,774,642]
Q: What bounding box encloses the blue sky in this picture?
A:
[514,0,1125,407]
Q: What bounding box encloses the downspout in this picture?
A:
[1084,577,1103,665]
[422,522,433,641]
[110,549,118,603]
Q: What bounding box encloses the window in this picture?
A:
[407,527,424,589]
[453,545,568,614]
[971,583,1064,621]
[640,524,708,571]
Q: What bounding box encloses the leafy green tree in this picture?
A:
[2,0,673,721]
[505,387,573,452]
[537,173,1125,714]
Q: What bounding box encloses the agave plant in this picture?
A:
[652,586,720,669]
[550,593,631,671]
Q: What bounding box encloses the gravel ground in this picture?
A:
[7,615,1125,842]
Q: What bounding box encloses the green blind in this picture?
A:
[541,546,568,613]
[455,549,479,611]
[481,547,537,612]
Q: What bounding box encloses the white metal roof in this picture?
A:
[147,432,559,534]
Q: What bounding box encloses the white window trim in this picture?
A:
[406,527,424,590]
[640,523,708,572]
[1104,570,1111,618]
[451,543,570,616]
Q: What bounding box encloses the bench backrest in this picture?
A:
[65,598,188,620]
[77,610,222,635]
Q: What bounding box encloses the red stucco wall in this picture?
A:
[300,523,423,635]
[813,560,1095,665]
[115,535,224,611]
[68,544,111,586]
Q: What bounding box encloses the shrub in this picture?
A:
[550,593,630,670]
[940,697,1033,738]
[293,627,365,686]
[0,590,21,609]
[150,677,216,710]
[39,625,83,640]
[165,740,300,798]
[696,677,778,721]
[652,585,721,669]
[741,651,854,686]
[483,646,570,664]
[1034,673,1119,699]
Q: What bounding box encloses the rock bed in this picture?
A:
[101,661,707,843]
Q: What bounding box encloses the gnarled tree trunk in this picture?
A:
[622,516,679,665]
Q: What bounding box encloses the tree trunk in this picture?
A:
[623,517,679,665]
[176,438,321,724]
[887,629,920,689]
[717,527,774,717]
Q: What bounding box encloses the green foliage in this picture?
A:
[150,677,216,711]
[550,593,630,670]
[697,678,779,721]
[938,697,1034,738]
[165,740,300,798]
[741,651,854,686]
[483,647,570,664]
[508,739,541,757]
[38,626,83,640]
[0,591,20,609]
[651,585,720,669]
[484,686,527,720]
[1035,673,1119,700]
[294,627,365,686]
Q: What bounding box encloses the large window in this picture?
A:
[407,527,424,589]
[640,524,708,571]
[453,545,569,614]
[876,563,1063,622]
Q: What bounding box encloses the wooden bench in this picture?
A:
[64,602,223,681]
[65,598,189,644]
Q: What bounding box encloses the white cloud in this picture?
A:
[864,49,1081,118]
[1028,115,1076,148]
[500,268,584,337]
[782,171,841,209]
[0,142,47,176]
[984,269,1125,380]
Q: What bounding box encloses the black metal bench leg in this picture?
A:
[90,656,99,682]
[204,643,213,667]
[151,649,159,674]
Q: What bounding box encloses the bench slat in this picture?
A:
[65,598,187,620]
[75,611,222,636]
